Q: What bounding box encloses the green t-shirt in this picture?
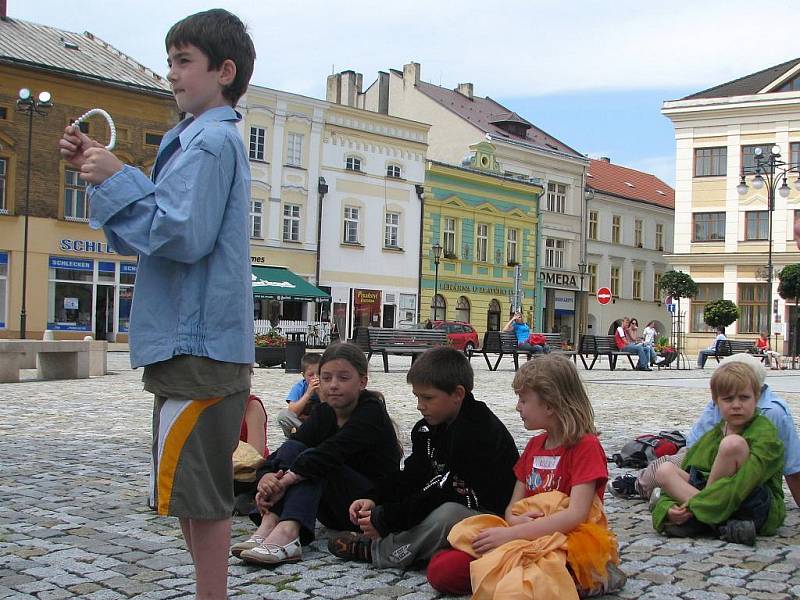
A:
[652,414,785,535]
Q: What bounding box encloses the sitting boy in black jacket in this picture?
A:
[328,346,520,569]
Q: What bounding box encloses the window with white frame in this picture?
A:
[283,204,301,242]
[634,219,643,247]
[611,215,621,244]
[384,212,400,248]
[0,158,6,213]
[0,252,7,328]
[656,223,664,251]
[345,156,362,172]
[632,270,642,300]
[249,127,265,161]
[287,133,303,166]
[546,182,566,213]
[610,266,620,297]
[343,206,359,243]
[588,264,597,294]
[506,228,518,264]
[476,223,488,262]
[544,238,565,268]
[588,211,598,240]
[443,217,456,257]
[386,164,401,178]
[250,200,263,238]
[64,169,88,221]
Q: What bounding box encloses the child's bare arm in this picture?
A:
[287,376,320,416]
[503,481,530,525]
[786,472,800,507]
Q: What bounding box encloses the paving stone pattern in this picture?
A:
[1,353,799,599]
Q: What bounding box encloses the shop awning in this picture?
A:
[252,266,331,303]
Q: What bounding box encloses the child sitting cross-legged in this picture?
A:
[427,355,625,599]
[652,360,785,545]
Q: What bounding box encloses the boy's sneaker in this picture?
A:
[607,473,641,499]
[648,487,661,512]
[662,519,710,538]
[718,519,756,546]
[327,531,373,563]
[655,355,666,365]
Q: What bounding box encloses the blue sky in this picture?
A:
[9,1,800,188]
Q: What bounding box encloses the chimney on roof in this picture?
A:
[0,0,7,19]
[600,156,611,163]
[403,62,420,87]
[456,83,473,99]
[326,70,363,108]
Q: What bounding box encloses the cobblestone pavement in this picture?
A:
[1,353,799,599]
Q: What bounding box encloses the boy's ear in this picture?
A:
[218,58,237,86]
[452,385,466,403]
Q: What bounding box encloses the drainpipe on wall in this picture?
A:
[533,194,543,331]
[314,177,328,320]
[415,183,425,323]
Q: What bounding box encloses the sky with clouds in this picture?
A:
[8,0,800,185]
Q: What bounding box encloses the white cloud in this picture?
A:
[9,0,800,100]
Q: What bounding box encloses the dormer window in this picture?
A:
[346,156,362,172]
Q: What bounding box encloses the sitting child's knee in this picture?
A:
[654,461,678,485]
[717,434,748,457]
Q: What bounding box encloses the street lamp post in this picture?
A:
[431,242,442,320]
[16,88,53,339]
[578,261,587,346]
[736,145,800,352]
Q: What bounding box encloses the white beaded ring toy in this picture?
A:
[72,108,116,151]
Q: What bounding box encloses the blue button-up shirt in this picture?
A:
[89,106,254,368]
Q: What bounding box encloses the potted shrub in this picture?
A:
[255,329,287,368]
[654,335,677,366]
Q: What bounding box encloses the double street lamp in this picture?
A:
[431,242,442,320]
[736,145,800,344]
[16,88,53,339]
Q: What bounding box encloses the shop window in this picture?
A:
[455,296,470,323]
[119,263,136,333]
[0,252,7,328]
[432,294,446,321]
[487,298,501,331]
[47,257,93,331]
[399,293,416,324]
[64,169,88,221]
[691,283,723,332]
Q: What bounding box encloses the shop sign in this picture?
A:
[49,256,93,271]
[538,269,578,290]
[355,289,381,304]
[121,263,138,274]
[439,281,512,296]
[63,297,79,310]
[554,291,575,311]
[99,261,116,273]
[251,256,267,264]
[59,239,115,255]
[0,253,7,265]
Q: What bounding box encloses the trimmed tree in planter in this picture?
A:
[703,299,739,331]
[778,263,800,366]
[658,270,698,361]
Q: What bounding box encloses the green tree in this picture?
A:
[778,264,800,366]
[703,299,739,330]
[659,270,698,300]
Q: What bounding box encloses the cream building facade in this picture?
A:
[662,58,800,354]
[328,64,589,340]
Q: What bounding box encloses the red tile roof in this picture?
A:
[587,159,674,210]
[414,79,583,158]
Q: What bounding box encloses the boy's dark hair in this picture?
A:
[165,9,256,105]
[406,346,473,393]
[300,352,322,372]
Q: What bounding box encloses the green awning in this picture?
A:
[252,265,330,302]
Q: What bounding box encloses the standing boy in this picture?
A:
[59,9,255,599]
[276,353,322,438]
[328,347,519,569]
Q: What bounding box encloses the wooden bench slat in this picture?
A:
[361,327,447,372]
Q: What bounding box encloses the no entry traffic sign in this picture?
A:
[597,287,613,305]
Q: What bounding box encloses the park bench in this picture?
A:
[0,339,107,382]
[710,339,765,364]
[471,331,575,371]
[578,335,638,370]
[365,328,447,372]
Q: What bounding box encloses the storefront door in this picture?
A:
[95,284,114,341]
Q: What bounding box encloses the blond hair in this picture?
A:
[710,361,760,403]
[512,355,596,446]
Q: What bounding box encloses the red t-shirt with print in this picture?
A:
[513,432,608,500]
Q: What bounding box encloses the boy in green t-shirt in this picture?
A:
[652,361,785,545]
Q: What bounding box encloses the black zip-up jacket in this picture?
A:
[257,391,402,493]
[370,392,519,536]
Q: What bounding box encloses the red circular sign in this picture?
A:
[597,287,613,305]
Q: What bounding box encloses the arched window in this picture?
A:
[487,299,501,331]
[455,296,470,323]
[432,294,446,321]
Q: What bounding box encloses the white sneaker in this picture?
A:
[655,356,666,365]
[231,535,264,558]
[240,537,302,565]
[648,487,662,512]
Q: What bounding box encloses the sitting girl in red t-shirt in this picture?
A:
[426,355,625,598]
